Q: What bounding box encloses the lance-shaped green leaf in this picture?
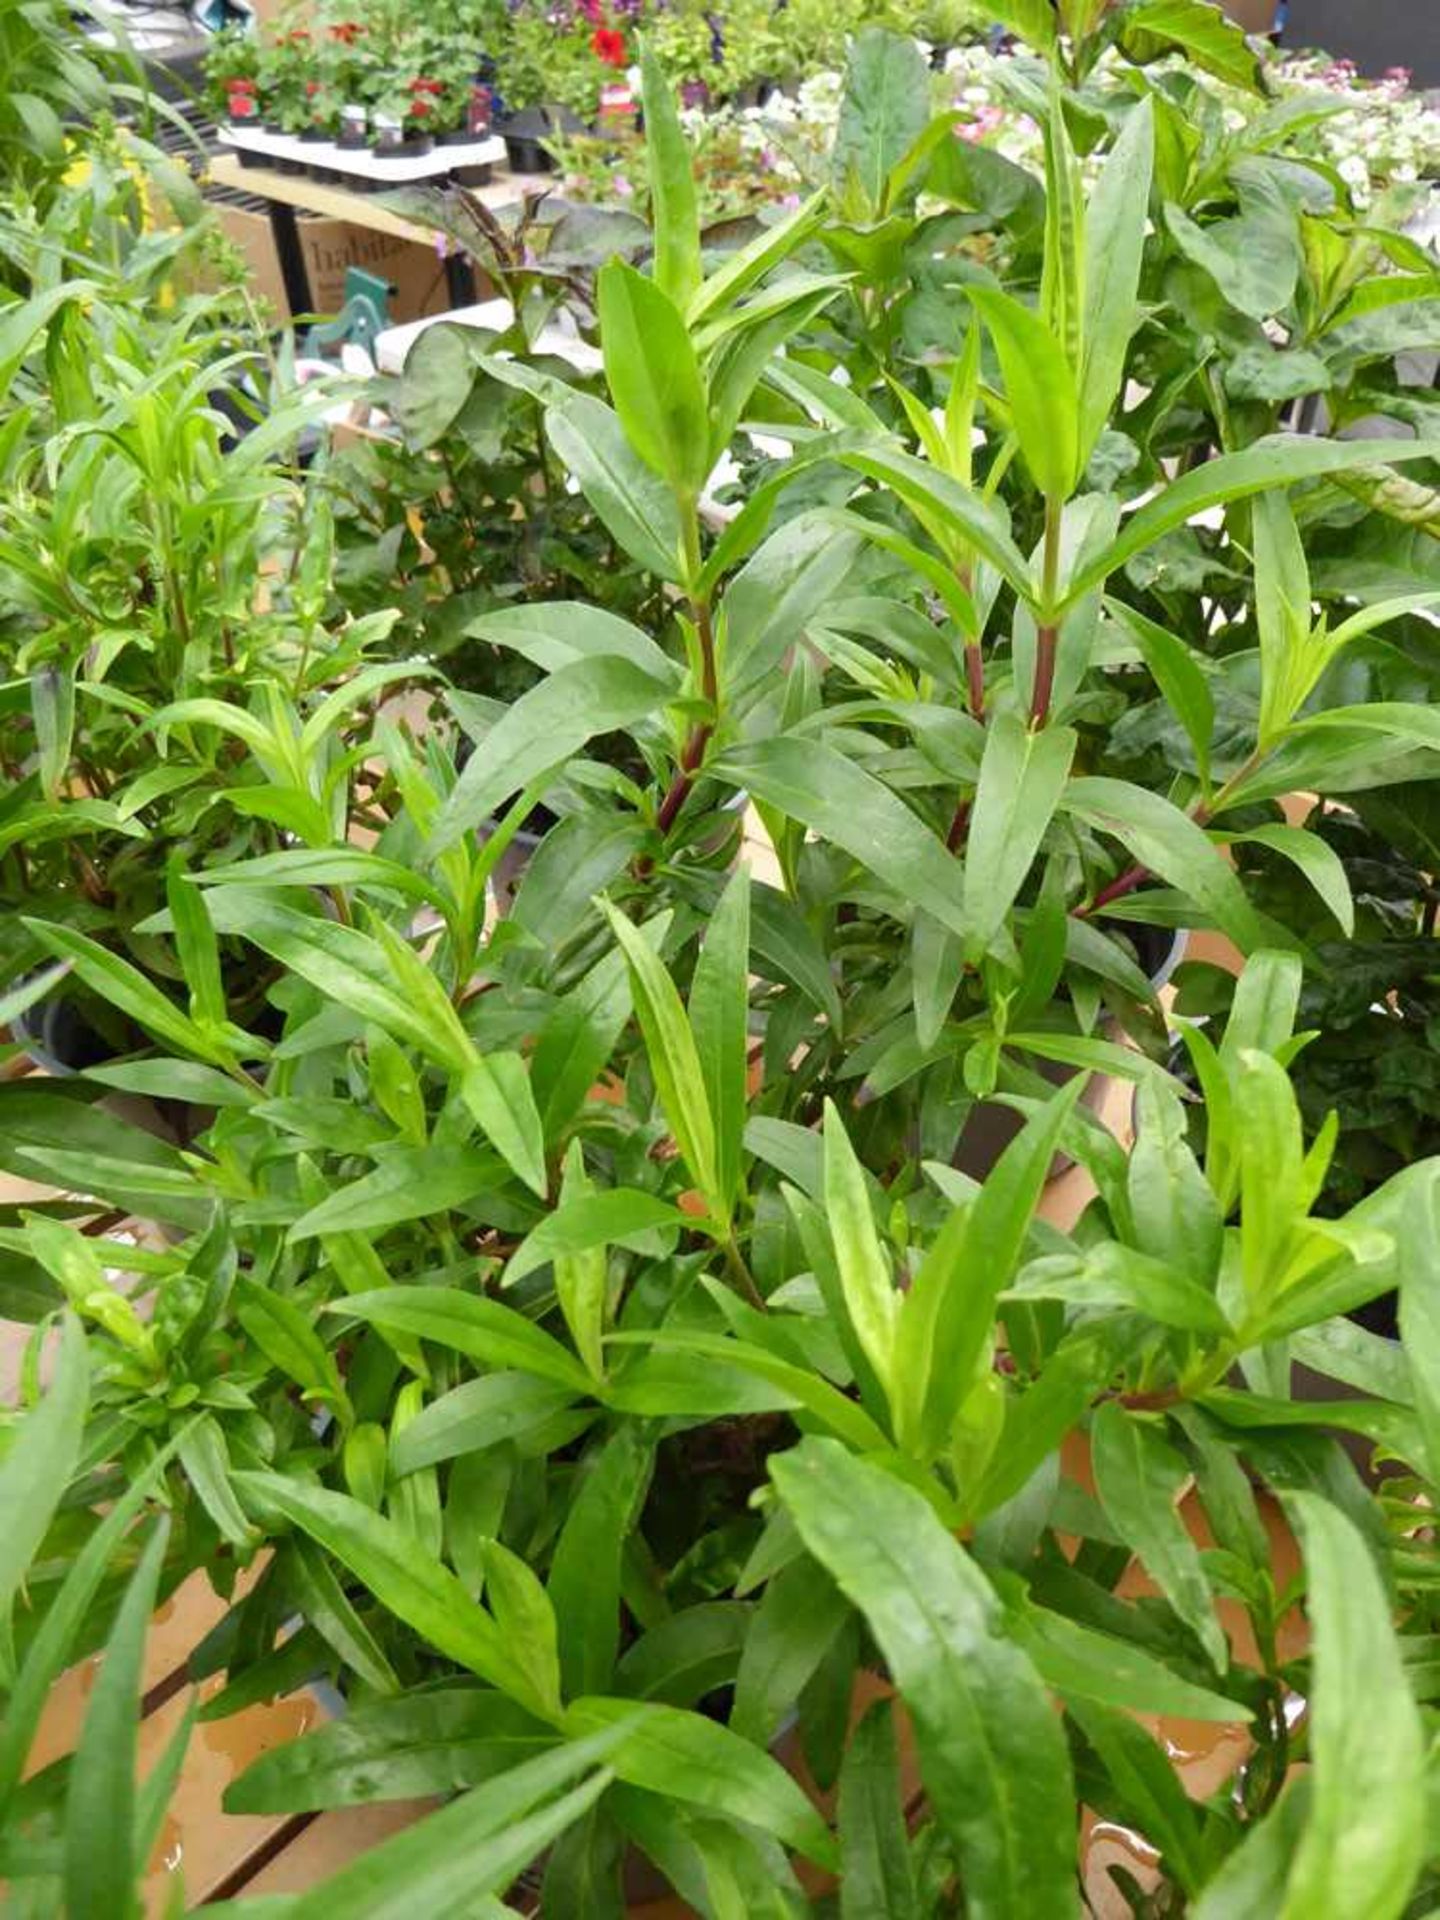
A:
[838,1700,918,1920]
[1272,1493,1426,1920]
[235,1278,352,1426]
[963,712,1076,964]
[599,901,721,1218]
[504,1189,686,1289]
[22,919,234,1068]
[274,1730,628,1919]
[1077,98,1154,465]
[836,446,1034,603]
[64,1516,171,1920]
[1106,598,1215,794]
[823,1098,898,1403]
[214,895,467,1069]
[564,1696,838,1869]
[465,600,675,679]
[549,1426,654,1698]
[225,1689,557,1813]
[609,1329,888,1451]
[1066,436,1440,607]
[0,1430,187,1820]
[461,1053,547,1199]
[971,286,1079,506]
[1227,825,1354,937]
[0,1313,86,1665]
[288,1533,400,1697]
[598,260,710,499]
[688,191,826,326]
[1400,1174,1440,1487]
[1091,1403,1228,1671]
[233,1472,559,1724]
[717,735,968,939]
[894,1079,1085,1460]
[391,1373,584,1476]
[433,656,679,854]
[1012,1599,1247,1722]
[773,1439,1076,1918]
[551,1140,608,1383]
[1069,1700,1210,1897]
[1064,778,1265,952]
[639,38,700,310]
[732,1553,851,1748]
[330,1288,594,1395]
[178,1415,257,1550]
[688,866,750,1222]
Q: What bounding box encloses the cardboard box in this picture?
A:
[210,200,450,324]
[300,217,450,323]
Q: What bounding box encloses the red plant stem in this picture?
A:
[946,799,971,853]
[964,639,985,720]
[655,722,712,834]
[1030,624,1058,729]
[1077,860,1148,918]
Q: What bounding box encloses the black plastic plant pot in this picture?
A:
[450,162,494,186]
[503,134,554,173]
[12,994,124,1077]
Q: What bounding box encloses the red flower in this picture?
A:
[305,79,320,93]
[409,76,445,93]
[408,96,433,118]
[227,77,256,92]
[591,26,626,65]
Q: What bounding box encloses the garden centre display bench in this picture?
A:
[207,149,542,319]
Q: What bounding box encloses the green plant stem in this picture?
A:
[652,508,716,842]
[723,1232,765,1312]
[1030,499,1064,729]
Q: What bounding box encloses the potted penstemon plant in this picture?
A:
[6,12,1440,1919]
[7,859,1438,1914]
[0,269,396,1073]
[439,26,1440,1181]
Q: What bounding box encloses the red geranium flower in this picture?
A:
[591,26,626,65]
[408,97,433,118]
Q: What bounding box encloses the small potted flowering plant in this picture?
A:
[205,25,262,123]
[323,17,371,147]
[493,0,629,168]
[370,81,437,157]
